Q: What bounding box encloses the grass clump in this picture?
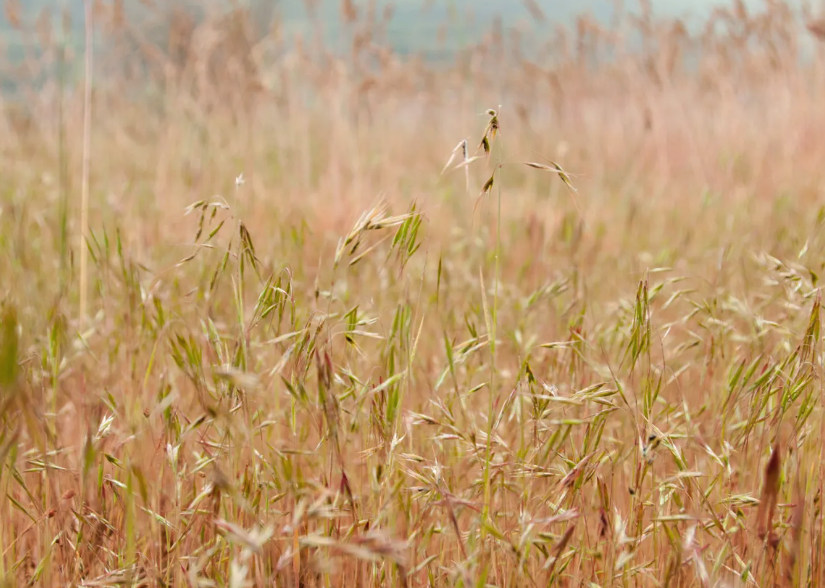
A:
[2,0,825,586]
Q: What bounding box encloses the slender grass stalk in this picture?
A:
[482,110,502,536]
[57,0,69,290]
[79,0,94,329]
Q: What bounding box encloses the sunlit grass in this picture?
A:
[2,1,825,586]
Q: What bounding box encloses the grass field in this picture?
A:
[2,0,825,586]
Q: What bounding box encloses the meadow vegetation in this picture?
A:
[2,0,825,586]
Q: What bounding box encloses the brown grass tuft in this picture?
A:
[757,442,782,543]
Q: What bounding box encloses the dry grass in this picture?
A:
[2,0,825,586]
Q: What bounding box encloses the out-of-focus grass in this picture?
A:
[2,1,825,586]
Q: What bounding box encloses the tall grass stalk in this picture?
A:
[78,0,94,329]
[482,110,503,540]
[57,0,69,289]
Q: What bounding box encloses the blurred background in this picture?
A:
[2,0,824,292]
[0,0,815,70]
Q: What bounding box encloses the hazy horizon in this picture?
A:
[1,0,807,35]
[0,0,812,69]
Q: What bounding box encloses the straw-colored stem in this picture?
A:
[79,0,94,329]
[483,136,503,534]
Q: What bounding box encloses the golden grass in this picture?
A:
[2,1,825,586]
